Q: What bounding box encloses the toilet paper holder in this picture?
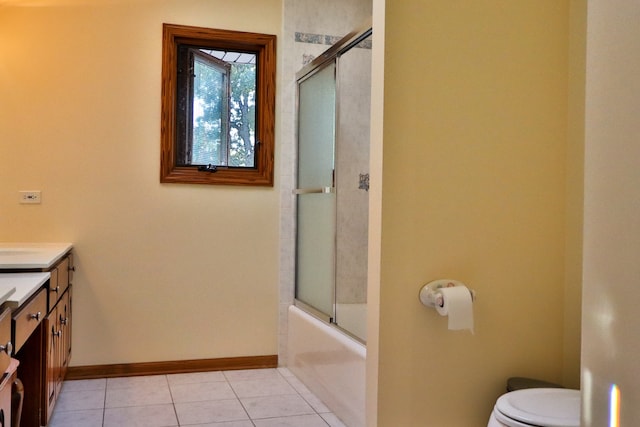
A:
[419,279,477,308]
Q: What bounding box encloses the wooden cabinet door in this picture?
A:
[62,287,72,369]
[57,289,71,395]
[44,305,60,424]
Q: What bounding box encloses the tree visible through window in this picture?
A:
[180,49,256,168]
[161,24,276,186]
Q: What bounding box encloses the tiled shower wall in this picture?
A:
[278,0,372,364]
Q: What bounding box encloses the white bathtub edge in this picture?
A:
[287,305,366,427]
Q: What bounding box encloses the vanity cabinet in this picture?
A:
[10,252,74,427]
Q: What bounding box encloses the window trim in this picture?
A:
[160,23,276,186]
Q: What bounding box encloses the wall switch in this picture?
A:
[19,191,42,204]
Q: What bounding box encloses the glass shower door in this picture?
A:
[334,31,371,342]
[295,63,336,319]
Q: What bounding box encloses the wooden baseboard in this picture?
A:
[65,355,278,380]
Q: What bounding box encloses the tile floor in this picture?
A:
[49,368,347,427]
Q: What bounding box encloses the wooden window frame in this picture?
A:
[160,24,276,186]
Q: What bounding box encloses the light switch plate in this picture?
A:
[19,191,42,204]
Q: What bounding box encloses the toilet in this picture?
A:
[488,388,580,427]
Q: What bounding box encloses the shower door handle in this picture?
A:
[292,187,335,195]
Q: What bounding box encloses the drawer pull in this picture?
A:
[52,330,62,338]
[69,266,76,272]
[29,312,42,321]
[0,341,12,356]
[51,286,60,293]
[60,316,68,325]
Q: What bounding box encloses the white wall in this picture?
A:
[0,0,282,366]
[582,0,640,424]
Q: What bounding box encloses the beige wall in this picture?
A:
[376,1,574,425]
[563,0,586,389]
[0,0,282,366]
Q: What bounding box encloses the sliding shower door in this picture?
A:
[295,25,371,342]
[334,31,371,341]
[295,63,336,319]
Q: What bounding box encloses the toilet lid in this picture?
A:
[495,388,580,427]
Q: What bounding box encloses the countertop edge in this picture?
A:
[0,243,73,270]
[0,285,16,308]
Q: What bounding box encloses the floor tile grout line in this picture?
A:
[222,369,257,425]
[280,371,333,416]
[164,374,183,427]
[102,379,107,427]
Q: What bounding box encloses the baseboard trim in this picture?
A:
[65,355,278,380]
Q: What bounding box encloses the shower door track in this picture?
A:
[295,18,373,82]
[294,299,334,324]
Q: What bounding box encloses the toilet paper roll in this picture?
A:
[435,286,474,333]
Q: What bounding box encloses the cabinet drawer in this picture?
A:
[13,288,47,353]
[0,308,11,374]
[48,255,70,312]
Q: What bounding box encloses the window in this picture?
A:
[161,24,276,186]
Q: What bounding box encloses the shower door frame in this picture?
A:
[293,21,372,337]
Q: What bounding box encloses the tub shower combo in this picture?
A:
[287,23,372,427]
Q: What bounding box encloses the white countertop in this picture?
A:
[0,272,50,308]
[0,242,73,269]
[0,283,16,308]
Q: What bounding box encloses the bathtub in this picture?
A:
[287,305,366,427]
